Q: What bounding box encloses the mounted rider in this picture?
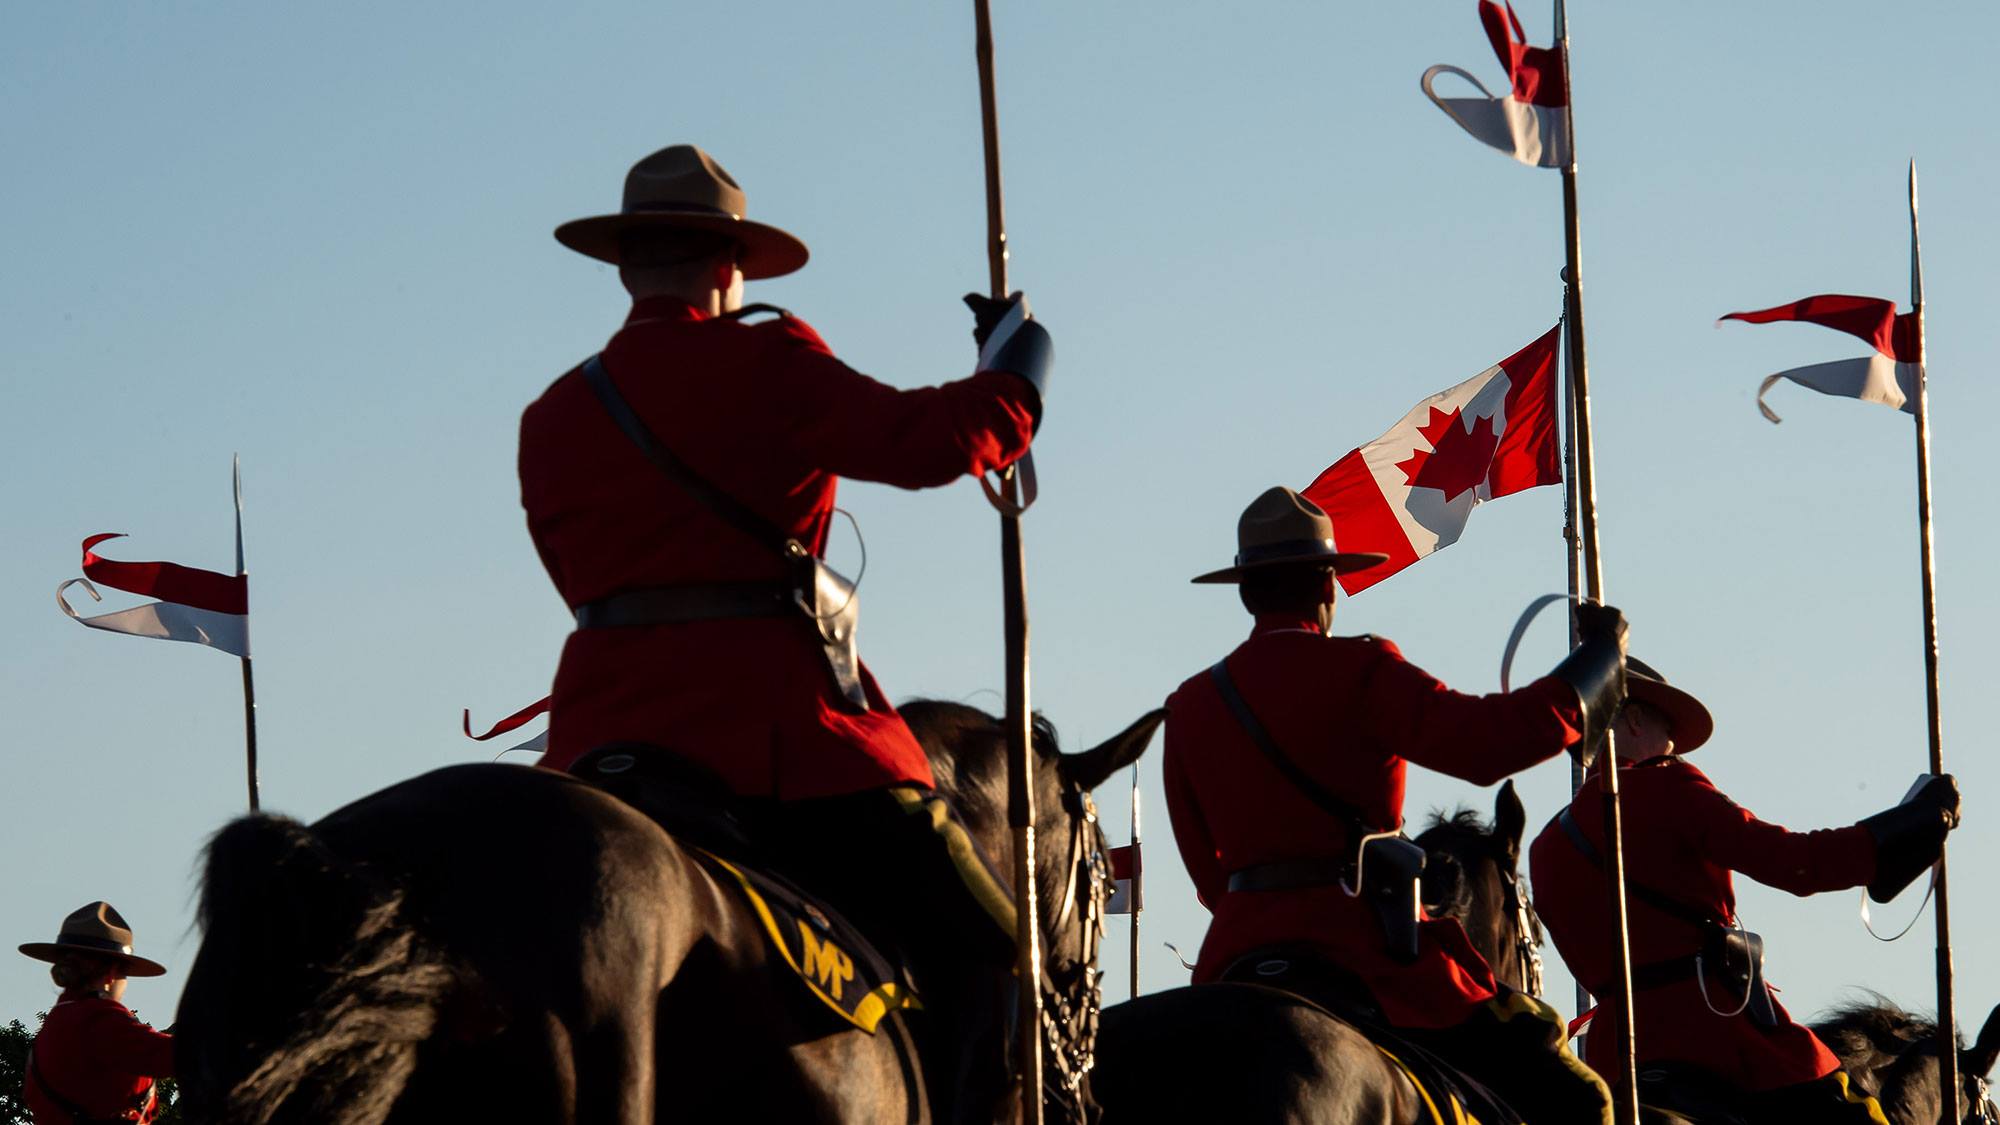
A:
[19,902,175,1125]
[1528,659,1959,1123]
[518,144,1051,1119]
[1161,486,1620,1124]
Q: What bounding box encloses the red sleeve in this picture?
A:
[1359,643,1584,785]
[1668,764,1877,895]
[1163,732,1226,911]
[759,320,1037,488]
[79,1006,175,1078]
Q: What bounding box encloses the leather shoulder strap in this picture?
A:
[1556,805,1726,931]
[29,1044,105,1125]
[579,353,797,559]
[1208,660,1378,834]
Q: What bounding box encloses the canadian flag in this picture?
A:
[1719,294,1920,423]
[1106,843,1141,915]
[57,534,249,657]
[465,696,551,755]
[1304,326,1563,595]
[1422,1,1570,169]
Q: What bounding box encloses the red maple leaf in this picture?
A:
[1395,406,1498,501]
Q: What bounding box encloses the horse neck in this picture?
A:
[1424,825,1532,992]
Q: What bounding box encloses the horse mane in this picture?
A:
[1814,995,1948,1055]
[1423,807,1491,835]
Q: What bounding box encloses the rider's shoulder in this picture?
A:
[713,304,833,356]
[1331,632,1404,660]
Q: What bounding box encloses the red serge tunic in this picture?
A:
[520,297,1036,799]
[1527,756,1877,1090]
[1162,615,1586,1029]
[24,994,173,1124]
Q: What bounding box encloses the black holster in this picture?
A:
[1704,928,1778,1027]
[1358,835,1429,964]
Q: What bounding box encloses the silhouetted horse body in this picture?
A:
[1094,784,1545,1124]
[175,701,1162,1125]
[1414,790,2000,1125]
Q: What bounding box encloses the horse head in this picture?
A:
[1413,779,1545,996]
[902,701,1165,1123]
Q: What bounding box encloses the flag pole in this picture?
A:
[1908,161,1959,1124]
[970,1,1044,1119]
[234,455,260,813]
[1129,766,1142,1001]
[1555,2,1638,1119]
[1559,295,1589,1020]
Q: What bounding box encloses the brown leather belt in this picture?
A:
[1226,857,1355,893]
[1590,954,1703,998]
[575,582,793,629]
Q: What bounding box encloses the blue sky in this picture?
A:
[4,0,1996,1043]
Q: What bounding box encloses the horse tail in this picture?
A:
[178,814,455,1125]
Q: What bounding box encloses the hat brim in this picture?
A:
[553,212,810,280]
[18,941,167,977]
[1191,550,1390,585]
[1626,678,1713,754]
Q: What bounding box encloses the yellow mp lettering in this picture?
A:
[798,924,855,1001]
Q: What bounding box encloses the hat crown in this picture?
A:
[59,901,135,951]
[621,145,746,219]
[1237,487,1336,559]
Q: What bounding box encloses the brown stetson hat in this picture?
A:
[1624,657,1713,754]
[554,145,810,280]
[1191,486,1390,584]
[18,901,167,977]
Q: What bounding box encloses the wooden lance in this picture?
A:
[970,1,1045,1119]
[1907,162,1960,1124]
[1555,1,1640,1119]
[234,455,260,812]
[1129,768,1142,1001]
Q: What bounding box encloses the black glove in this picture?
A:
[963,291,1020,349]
[1549,602,1628,768]
[1859,774,1960,902]
[964,291,1052,426]
[1575,602,1629,650]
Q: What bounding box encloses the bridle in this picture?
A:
[1038,779,1109,1124]
[1965,1074,1996,1125]
[1498,864,1546,999]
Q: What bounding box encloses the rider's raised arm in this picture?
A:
[1662,760,1875,897]
[758,317,1038,489]
[1360,641,1584,787]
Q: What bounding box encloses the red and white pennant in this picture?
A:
[465,696,551,755]
[58,533,249,657]
[1422,1,1569,169]
[1720,294,1920,423]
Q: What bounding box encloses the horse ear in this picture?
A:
[1493,780,1526,868]
[1060,709,1167,792]
[1963,1002,2000,1079]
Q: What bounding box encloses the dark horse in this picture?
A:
[174,700,1164,1124]
[1407,789,2000,1125]
[1090,783,1543,1123]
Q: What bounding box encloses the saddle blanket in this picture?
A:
[694,848,919,1034]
